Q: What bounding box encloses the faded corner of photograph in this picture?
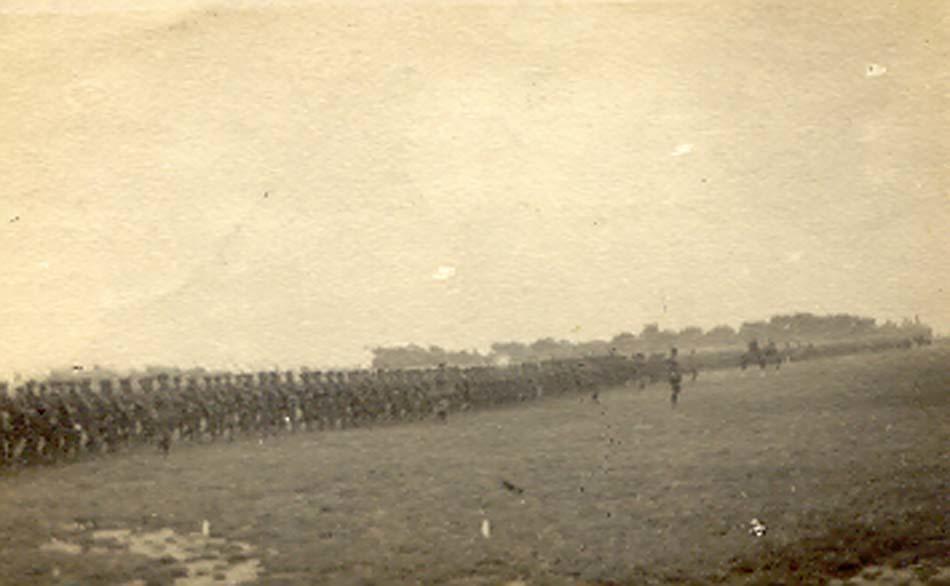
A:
[0,0,947,584]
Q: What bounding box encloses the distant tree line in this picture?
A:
[371,313,933,370]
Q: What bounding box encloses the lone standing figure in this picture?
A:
[667,348,683,408]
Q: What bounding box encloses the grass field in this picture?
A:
[0,347,946,585]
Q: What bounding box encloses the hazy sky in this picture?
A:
[1,0,947,376]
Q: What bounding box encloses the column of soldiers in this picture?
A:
[0,355,675,469]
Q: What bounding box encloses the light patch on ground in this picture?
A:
[866,63,887,77]
[829,563,950,585]
[40,538,82,555]
[46,524,262,585]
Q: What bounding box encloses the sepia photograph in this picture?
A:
[0,0,947,584]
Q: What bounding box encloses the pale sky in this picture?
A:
[1,0,947,377]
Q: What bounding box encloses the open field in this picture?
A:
[0,347,946,585]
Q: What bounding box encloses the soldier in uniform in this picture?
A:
[241,374,258,434]
[271,370,288,433]
[391,370,410,420]
[342,371,361,428]
[97,380,124,453]
[81,381,108,454]
[7,390,30,465]
[0,384,13,467]
[179,377,202,442]
[409,370,431,419]
[114,378,137,447]
[34,384,59,462]
[255,372,274,436]
[358,370,376,425]
[217,374,237,441]
[136,377,157,444]
[210,375,232,441]
[156,375,180,452]
[380,371,397,421]
[457,368,473,411]
[48,383,76,459]
[764,340,780,370]
[312,371,334,430]
[229,375,246,435]
[20,383,49,463]
[389,370,406,421]
[667,348,683,408]
[154,393,174,456]
[168,375,192,442]
[335,371,351,427]
[335,371,354,428]
[64,383,87,454]
[281,371,299,432]
[298,370,317,431]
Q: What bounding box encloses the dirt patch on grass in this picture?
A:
[38,522,261,586]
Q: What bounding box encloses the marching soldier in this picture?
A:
[98,380,124,453]
[298,370,317,431]
[48,384,76,459]
[282,371,300,432]
[154,394,175,456]
[153,376,177,454]
[136,377,156,443]
[315,371,337,430]
[181,378,204,442]
[764,340,780,370]
[32,384,58,462]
